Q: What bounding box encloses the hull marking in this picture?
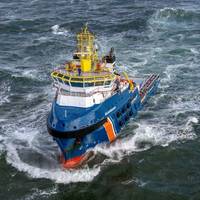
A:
[104,118,116,142]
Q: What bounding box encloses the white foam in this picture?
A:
[1,115,101,184]
[21,187,58,200]
[0,135,4,154]
[187,116,198,124]
[190,48,199,55]
[0,95,10,105]
[150,7,187,25]
[11,68,46,82]
[94,123,167,160]
[0,82,10,105]
[171,100,200,113]
[6,143,100,184]
[122,177,148,187]
[36,36,48,41]
[93,113,197,163]
[51,25,69,36]
[22,69,39,79]
[161,63,185,84]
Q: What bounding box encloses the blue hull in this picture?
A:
[47,76,160,168]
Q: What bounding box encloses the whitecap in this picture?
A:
[51,25,69,36]
[190,48,199,55]
[0,82,11,105]
[187,116,198,124]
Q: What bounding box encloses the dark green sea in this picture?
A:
[0,0,200,199]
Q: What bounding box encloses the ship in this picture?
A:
[47,25,160,168]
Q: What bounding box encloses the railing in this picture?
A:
[139,74,159,98]
[51,69,116,88]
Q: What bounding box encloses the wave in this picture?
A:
[0,18,48,33]
[161,63,185,85]
[6,145,100,184]
[94,115,197,161]
[148,7,200,32]
[152,7,200,23]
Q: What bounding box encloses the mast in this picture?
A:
[75,24,98,72]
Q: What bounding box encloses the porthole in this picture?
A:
[129,111,133,116]
[119,120,123,127]
[116,112,121,118]
[127,102,131,108]
[125,115,129,121]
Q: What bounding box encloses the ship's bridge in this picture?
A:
[49,25,127,108]
[50,68,124,108]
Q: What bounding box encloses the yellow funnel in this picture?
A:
[81,58,91,72]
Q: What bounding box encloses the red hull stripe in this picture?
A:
[62,154,86,169]
[103,118,116,142]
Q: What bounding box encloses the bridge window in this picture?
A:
[85,77,94,81]
[58,73,63,78]
[63,75,69,80]
[85,82,94,87]
[95,81,104,86]
[64,80,70,85]
[52,72,58,76]
[71,77,83,81]
[105,80,111,85]
[71,82,83,87]
[58,79,63,83]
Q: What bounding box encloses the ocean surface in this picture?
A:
[0,0,200,199]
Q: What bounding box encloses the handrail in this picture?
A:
[51,70,116,84]
[140,74,159,94]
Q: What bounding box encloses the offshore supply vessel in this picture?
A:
[47,25,160,168]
